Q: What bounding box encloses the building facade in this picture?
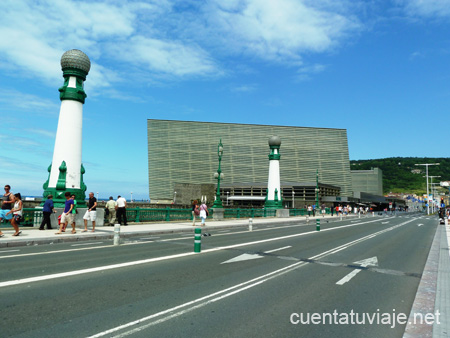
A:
[148,119,352,203]
[351,167,383,196]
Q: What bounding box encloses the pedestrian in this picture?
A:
[321,203,326,217]
[82,192,97,232]
[105,196,117,226]
[69,194,77,232]
[39,195,56,230]
[331,205,334,216]
[312,204,316,217]
[116,195,128,225]
[5,193,22,236]
[56,192,74,234]
[192,200,199,226]
[0,185,15,236]
[307,205,312,217]
[199,202,208,226]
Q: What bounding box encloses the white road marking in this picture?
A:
[336,257,378,285]
[71,242,104,247]
[418,224,423,227]
[221,246,292,264]
[381,222,389,224]
[0,249,20,253]
[0,218,415,288]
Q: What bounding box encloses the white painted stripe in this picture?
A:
[264,246,291,254]
[71,242,104,247]
[329,246,348,254]
[0,218,416,288]
[336,269,361,285]
[139,237,160,240]
[0,249,20,253]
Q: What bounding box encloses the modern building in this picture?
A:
[351,167,383,196]
[148,119,352,204]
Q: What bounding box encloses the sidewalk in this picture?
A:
[0,214,345,248]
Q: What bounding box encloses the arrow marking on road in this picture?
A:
[418,224,423,227]
[221,246,292,264]
[336,256,378,285]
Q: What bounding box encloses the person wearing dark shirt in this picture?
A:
[82,192,97,232]
[56,192,74,234]
[39,195,55,230]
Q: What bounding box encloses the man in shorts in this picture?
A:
[82,192,97,232]
[56,192,74,234]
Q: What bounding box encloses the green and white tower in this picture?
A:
[42,49,90,206]
[265,136,283,209]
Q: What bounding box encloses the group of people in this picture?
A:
[0,185,22,237]
[54,191,98,234]
[104,195,128,226]
[191,200,208,226]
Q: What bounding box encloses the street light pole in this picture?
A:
[429,176,441,213]
[292,190,295,209]
[415,163,439,215]
[315,169,319,210]
[130,192,133,203]
[213,139,224,208]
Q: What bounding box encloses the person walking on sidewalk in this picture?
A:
[199,203,208,226]
[192,200,199,226]
[56,192,74,234]
[105,196,117,226]
[116,195,128,225]
[68,194,78,232]
[82,192,97,232]
[5,193,22,236]
[0,185,15,236]
[39,195,55,230]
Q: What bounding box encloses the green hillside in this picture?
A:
[350,157,450,195]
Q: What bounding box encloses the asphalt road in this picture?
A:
[0,213,437,337]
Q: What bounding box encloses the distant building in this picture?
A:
[148,119,352,204]
[351,167,383,196]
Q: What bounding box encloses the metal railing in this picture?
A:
[0,207,305,228]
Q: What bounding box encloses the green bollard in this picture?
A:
[194,227,202,253]
[316,218,320,231]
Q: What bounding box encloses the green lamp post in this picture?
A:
[315,169,319,209]
[212,139,224,208]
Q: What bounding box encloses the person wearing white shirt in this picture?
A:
[116,195,128,225]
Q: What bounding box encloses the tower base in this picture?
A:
[265,200,283,209]
[42,162,87,207]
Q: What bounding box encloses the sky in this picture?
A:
[1,0,449,200]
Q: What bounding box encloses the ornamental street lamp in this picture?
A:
[315,169,319,209]
[416,163,439,215]
[212,139,224,208]
[292,190,295,209]
[130,192,133,202]
[173,191,177,204]
[227,191,230,206]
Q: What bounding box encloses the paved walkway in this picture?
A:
[0,214,346,247]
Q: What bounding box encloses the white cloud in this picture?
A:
[113,36,220,78]
[400,0,450,18]
[0,89,59,114]
[202,0,361,63]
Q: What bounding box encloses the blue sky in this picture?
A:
[1,0,449,200]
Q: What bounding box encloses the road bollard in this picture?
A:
[249,218,253,231]
[445,218,448,226]
[113,223,120,246]
[372,212,375,217]
[194,228,202,253]
[340,214,343,221]
[306,215,309,223]
[316,219,320,231]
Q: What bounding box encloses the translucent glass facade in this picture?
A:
[148,120,352,201]
[351,168,383,196]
